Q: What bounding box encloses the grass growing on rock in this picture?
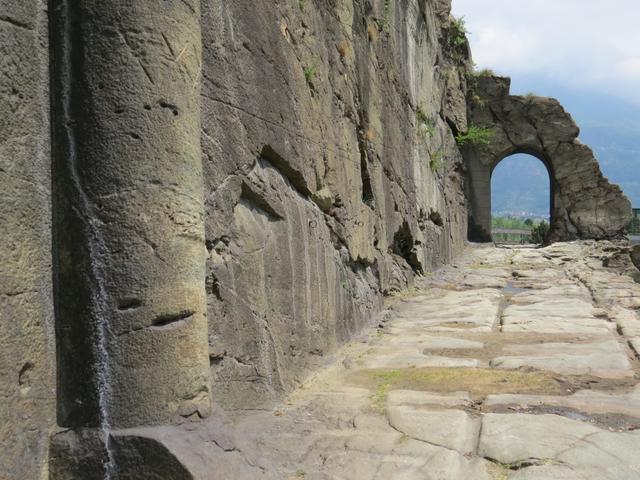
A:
[371,383,390,414]
[429,151,443,172]
[486,462,510,480]
[416,105,437,143]
[415,104,429,124]
[374,0,394,33]
[449,16,468,48]
[387,285,421,301]
[455,125,493,146]
[303,65,317,84]
[352,367,572,399]
[472,68,496,78]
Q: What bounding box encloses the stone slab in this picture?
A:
[393,288,502,331]
[490,340,634,378]
[478,413,601,464]
[484,384,640,418]
[387,406,481,454]
[361,352,479,369]
[386,335,484,350]
[502,299,614,335]
[387,390,473,408]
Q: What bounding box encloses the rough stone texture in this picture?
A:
[226,241,640,479]
[463,75,631,242]
[50,408,275,480]
[3,0,473,475]
[479,413,640,479]
[50,0,212,431]
[200,0,469,408]
[390,287,502,332]
[485,384,640,418]
[490,340,634,379]
[501,299,613,335]
[508,465,604,480]
[478,413,602,464]
[387,407,481,454]
[387,390,473,408]
[0,1,54,479]
[1,0,474,474]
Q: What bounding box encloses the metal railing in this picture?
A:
[492,228,532,244]
[630,208,640,235]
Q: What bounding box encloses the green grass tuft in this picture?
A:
[303,64,317,84]
[416,104,436,138]
[450,16,468,48]
[429,151,444,172]
[455,125,493,146]
[371,383,390,414]
[472,68,495,78]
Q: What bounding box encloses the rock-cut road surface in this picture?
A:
[232,242,640,480]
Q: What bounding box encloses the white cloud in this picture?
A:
[451,0,640,105]
[618,58,640,78]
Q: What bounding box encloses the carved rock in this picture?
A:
[463,75,631,243]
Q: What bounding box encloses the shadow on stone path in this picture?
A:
[231,242,640,480]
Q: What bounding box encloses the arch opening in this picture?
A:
[490,153,553,244]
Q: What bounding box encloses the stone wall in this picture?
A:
[200,0,469,408]
[1,0,470,476]
[0,1,54,479]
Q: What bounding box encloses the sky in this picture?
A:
[451,0,640,106]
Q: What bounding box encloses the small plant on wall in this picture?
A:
[449,16,468,49]
[450,17,467,46]
[415,104,436,138]
[430,151,444,172]
[374,0,394,33]
[471,68,495,78]
[471,94,488,108]
[455,125,493,146]
[415,104,429,124]
[303,64,317,84]
[466,67,495,104]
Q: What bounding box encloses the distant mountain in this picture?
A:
[492,154,551,218]
[490,77,640,216]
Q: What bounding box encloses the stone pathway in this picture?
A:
[232,242,640,480]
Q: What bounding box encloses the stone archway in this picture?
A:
[462,75,631,243]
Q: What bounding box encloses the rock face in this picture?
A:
[2,0,471,477]
[48,1,214,477]
[0,2,54,480]
[200,0,469,408]
[50,0,212,431]
[463,75,631,242]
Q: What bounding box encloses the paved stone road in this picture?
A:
[232,242,640,480]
